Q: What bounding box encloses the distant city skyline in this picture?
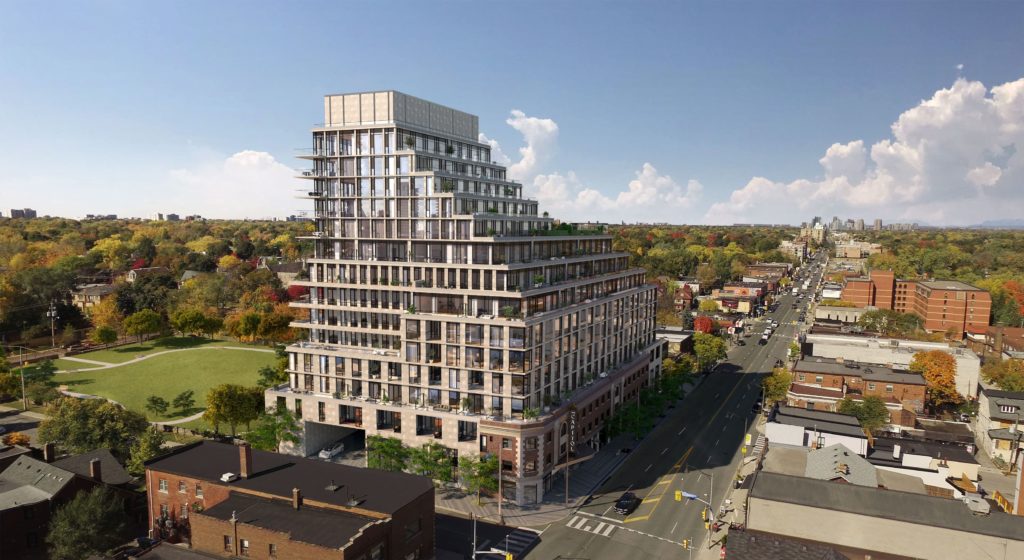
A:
[1,1,1022,225]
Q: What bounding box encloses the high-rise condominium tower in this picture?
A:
[266,91,661,505]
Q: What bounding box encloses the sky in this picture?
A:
[1,1,1023,226]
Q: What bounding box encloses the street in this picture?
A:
[0,408,40,445]
[526,262,819,559]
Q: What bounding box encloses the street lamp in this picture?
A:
[682,468,716,548]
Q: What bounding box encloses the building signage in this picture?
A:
[568,405,578,457]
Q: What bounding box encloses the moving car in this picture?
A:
[614,491,640,515]
[318,441,345,460]
[759,334,769,345]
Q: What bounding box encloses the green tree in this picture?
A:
[126,427,166,476]
[693,332,727,372]
[145,395,169,416]
[407,442,453,483]
[762,367,793,405]
[170,308,207,336]
[981,360,1024,392]
[204,384,262,435]
[246,408,302,451]
[123,308,163,343]
[837,396,890,434]
[696,263,718,290]
[172,390,196,414]
[366,435,410,472]
[91,325,118,344]
[47,487,133,560]
[38,398,149,459]
[698,299,720,313]
[458,454,499,504]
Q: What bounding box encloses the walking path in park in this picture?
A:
[53,345,275,373]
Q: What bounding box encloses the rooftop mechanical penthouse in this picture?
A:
[266,91,662,505]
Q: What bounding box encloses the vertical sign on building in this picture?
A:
[568,405,578,457]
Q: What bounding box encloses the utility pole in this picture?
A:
[19,347,27,410]
[497,460,503,524]
[46,301,58,348]
[471,513,477,560]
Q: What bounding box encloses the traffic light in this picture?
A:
[705,521,710,530]
[505,554,513,560]
[702,506,708,521]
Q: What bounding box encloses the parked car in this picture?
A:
[318,441,345,460]
[759,335,769,345]
[614,491,640,515]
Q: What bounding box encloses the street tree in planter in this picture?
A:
[459,454,499,504]
[366,435,410,472]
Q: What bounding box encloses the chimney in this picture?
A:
[43,442,56,463]
[292,488,302,510]
[239,442,252,479]
[995,326,1005,356]
[89,458,102,482]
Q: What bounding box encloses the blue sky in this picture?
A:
[2,1,1023,225]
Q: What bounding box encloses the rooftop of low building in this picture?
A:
[145,441,433,515]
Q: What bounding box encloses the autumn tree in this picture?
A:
[204,384,263,435]
[982,359,1024,392]
[909,350,961,409]
[693,332,727,373]
[762,367,792,405]
[838,396,890,433]
[123,309,163,342]
[698,299,720,313]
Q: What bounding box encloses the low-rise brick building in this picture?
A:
[144,441,434,560]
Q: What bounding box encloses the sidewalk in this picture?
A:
[0,403,47,420]
[436,377,708,528]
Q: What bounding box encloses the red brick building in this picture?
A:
[840,270,991,335]
[787,357,928,427]
[145,441,434,560]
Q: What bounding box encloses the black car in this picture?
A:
[614,491,640,515]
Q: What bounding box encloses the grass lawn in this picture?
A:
[72,336,244,364]
[50,358,101,372]
[55,341,274,422]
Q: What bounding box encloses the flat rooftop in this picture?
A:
[202,493,374,550]
[919,280,983,291]
[321,91,479,142]
[794,357,927,385]
[146,441,433,515]
[751,472,1024,541]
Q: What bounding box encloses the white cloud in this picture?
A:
[166,150,298,219]
[706,77,1024,225]
[484,110,703,222]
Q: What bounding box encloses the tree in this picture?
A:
[982,359,1024,392]
[204,384,263,435]
[698,299,720,313]
[246,408,302,451]
[126,427,165,476]
[172,390,196,414]
[2,432,30,446]
[38,398,150,459]
[459,454,499,504]
[366,435,410,472]
[88,297,124,332]
[693,332,727,372]
[170,308,207,336]
[123,308,162,342]
[693,315,715,334]
[91,325,118,344]
[837,396,890,434]
[145,395,169,416]
[696,263,718,290]
[46,487,133,560]
[762,367,793,405]
[407,442,453,484]
[909,350,962,408]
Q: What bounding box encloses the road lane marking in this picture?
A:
[671,521,679,534]
[578,511,623,524]
[678,427,686,435]
[714,438,720,447]
[661,447,669,455]
[645,464,653,472]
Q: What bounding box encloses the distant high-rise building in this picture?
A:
[854,218,864,231]
[23,208,36,218]
[811,216,822,227]
[266,90,661,506]
[873,218,882,231]
[830,216,842,230]
[9,209,25,219]
[165,213,180,221]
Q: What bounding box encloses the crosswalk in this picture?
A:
[566,515,617,537]
[494,528,540,557]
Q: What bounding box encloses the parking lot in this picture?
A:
[0,408,41,445]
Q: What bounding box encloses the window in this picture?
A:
[502,438,510,449]
[196,482,203,498]
[180,504,188,518]
[269,544,278,558]
[885,385,894,393]
[814,376,823,384]
[178,481,187,494]
[26,532,37,549]
[158,479,168,493]
[868,383,876,390]
[160,504,169,517]
[240,539,250,556]
[224,535,233,552]
[405,518,422,540]
[798,373,806,381]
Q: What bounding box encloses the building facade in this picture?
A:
[265,91,661,505]
[840,269,991,335]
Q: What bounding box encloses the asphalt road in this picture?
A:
[527,257,824,559]
[0,409,40,445]
[436,512,520,558]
